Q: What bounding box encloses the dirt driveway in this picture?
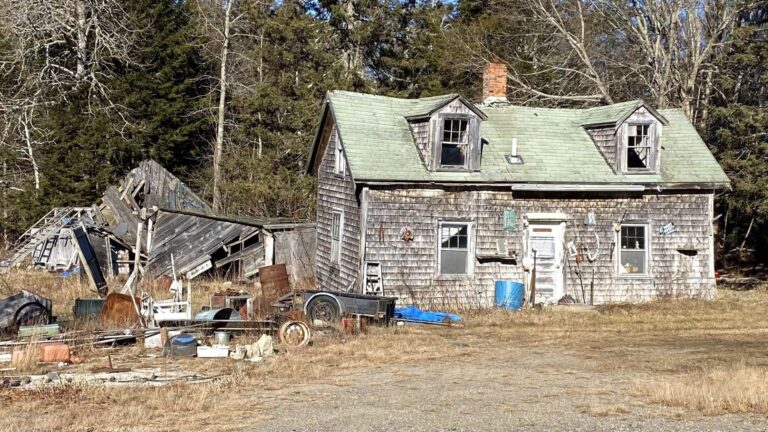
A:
[249,340,766,432]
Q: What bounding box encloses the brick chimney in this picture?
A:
[482,62,508,104]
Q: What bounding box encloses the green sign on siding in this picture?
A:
[503,209,516,230]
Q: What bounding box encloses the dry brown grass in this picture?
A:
[637,364,768,415]
[0,272,767,431]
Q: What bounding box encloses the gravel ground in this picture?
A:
[250,348,767,432]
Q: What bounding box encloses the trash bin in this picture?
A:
[495,280,525,310]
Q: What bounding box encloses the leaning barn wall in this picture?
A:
[363,188,715,307]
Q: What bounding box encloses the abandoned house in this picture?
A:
[307,62,730,307]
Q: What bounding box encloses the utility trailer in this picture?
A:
[272,290,397,327]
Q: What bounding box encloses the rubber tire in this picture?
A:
[305,296,341,327]
[14,302,52,327]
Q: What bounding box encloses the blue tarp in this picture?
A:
[394,306,462,324]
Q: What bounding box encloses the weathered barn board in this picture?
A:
[147,210,262,278]
[315,122,360,292]
[274,227,316,287]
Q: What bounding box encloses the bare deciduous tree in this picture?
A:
[193,0,248,212]
[0,0,139,190]
[598,0,739,120]
[0,0,138,105]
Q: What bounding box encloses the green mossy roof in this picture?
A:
[326,91,729,186]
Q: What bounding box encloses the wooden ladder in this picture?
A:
[3,207,77,269]
[364,261,383,295]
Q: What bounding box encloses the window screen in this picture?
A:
[439,223,470,274]
[440,119,469,167]
[619,225,647,275]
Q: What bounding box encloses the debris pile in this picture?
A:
[0,160,316,289]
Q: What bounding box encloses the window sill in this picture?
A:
[435,274,473,281]
[622,170,657,175]
[616,274,653,280]
[436,167,470,172]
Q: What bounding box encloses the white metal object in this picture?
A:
[197,346,229,358]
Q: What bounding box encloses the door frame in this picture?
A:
[523,213,567,303]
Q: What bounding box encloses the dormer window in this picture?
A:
[405,95,486,172]
[431,113,481,171]
[626,123,652,169]
[440,118,469,167]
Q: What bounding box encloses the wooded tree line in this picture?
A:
[0,0,765,266]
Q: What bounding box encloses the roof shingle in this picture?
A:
[326,91,729,186]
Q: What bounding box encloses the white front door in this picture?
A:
[526,221,565,303]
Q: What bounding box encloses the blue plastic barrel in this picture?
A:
[495,280,525,310]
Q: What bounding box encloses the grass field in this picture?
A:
[0,272,767,431]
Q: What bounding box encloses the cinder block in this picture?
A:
[11,349,33,366]
[38,344,70,363]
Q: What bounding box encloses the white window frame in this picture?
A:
[616,223,650,277]
[623,122,655,173]
[438,116,470,169]
[334,132,346,176]
[436,220,474,276]
[330,209,344,266]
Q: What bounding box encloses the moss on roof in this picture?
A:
[326,91,729,186]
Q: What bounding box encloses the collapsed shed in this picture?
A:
[1,160,315,289]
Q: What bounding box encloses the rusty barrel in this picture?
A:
[259,264,290,298]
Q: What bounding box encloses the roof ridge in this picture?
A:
[329,90,459,103]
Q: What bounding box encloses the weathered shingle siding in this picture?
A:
[587,127,617,170]
[410,120,431,167]
[363,188,715,307]
[315,125,361,292]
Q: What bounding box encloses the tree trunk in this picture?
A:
[212,0,233,212]
[76,0,88,81]
[21,112,40,190]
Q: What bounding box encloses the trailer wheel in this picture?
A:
[278,320,311,347]
[305,295,341,327]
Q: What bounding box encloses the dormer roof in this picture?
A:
[306,91,729,189]
[401,93,488,121]
[581,100,669,129]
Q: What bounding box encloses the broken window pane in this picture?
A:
[440,118,469,167]
[626,123,651,169]
[441,144,465,166]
